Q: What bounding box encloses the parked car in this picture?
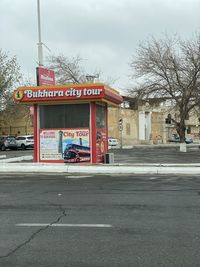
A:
[15,135,34,150]
[168,134,193,144]
[0,136,17,151]
[108,137,119,146]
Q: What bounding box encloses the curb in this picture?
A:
[1,162,200,174]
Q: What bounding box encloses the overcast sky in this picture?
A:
[0,0,199,93]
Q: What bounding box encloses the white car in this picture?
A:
[15,135,34,150]
[108,137,119,146]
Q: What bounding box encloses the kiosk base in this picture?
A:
[105,153,114,164]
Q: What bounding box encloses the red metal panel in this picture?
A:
[90,102,97,164]
[33,104,38,162]
[106,104,108,152]
[104,86,123,104]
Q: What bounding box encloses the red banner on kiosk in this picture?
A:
[36,67,55,86]
[14,86,105,102]
[14,84,123,105]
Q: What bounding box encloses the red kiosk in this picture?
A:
[14,83,123,164]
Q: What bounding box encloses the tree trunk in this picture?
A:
[176,120,187,152]
[176,121,186,143]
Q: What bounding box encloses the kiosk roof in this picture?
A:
[14,83,123,106]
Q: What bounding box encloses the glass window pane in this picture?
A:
[96,103,106,128]
[39,104,89,128]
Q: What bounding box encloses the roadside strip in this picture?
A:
[1,162,200,174]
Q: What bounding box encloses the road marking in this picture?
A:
[16,223,112,228]
[66,176,93,179]
[149,177,158,180]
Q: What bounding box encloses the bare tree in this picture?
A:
[129,34,200,142]
[46,54,117,86]
[47,54,92,84]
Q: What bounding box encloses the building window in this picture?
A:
[96,103,106,129]
[187,126,191,134]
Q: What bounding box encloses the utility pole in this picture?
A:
[37,0,43,66]
[119,105,123,149]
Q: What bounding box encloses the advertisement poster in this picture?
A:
[40,129,90,163]
[36,67,55,86]
[96,128,107,163]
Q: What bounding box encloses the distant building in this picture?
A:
[1,95,200,144]
[108,96,200,145]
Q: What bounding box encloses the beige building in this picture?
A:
[108,96,166,145]
[108,96,200,145]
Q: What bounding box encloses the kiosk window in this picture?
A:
[96,103,106,128]
[40,104,90,128]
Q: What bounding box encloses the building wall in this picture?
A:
[108,106,138,145]
[107,107,120,140]
[120,107,138,145]
[108,106,166,145]
[151,111,166,144]
[0,105,33,136]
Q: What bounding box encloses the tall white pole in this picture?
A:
[37,0,43,66]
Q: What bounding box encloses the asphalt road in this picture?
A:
[0,173,200,267]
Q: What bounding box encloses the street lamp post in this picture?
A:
[37,0,43,66]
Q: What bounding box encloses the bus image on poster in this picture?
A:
[40,129,90,162]
[63,143,90,163]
